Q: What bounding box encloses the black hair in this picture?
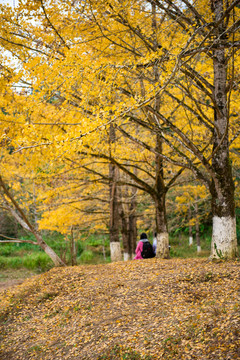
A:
[140,232,147,239]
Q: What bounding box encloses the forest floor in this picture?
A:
[0,258,239,360]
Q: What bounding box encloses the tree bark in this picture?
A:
[155,135,170,259]
[109,124,122,261]
[129,185,137,259]
[188,203,193,246]
[195,196,201,253]
[210,0,238,259]
[70,227,77,266]
[119,188,130,261]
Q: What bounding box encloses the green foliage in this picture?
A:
[235,208,240,245]
[0,231,112,271]
[79,250,94,263]
[22,253,54,272]
[0,230,216,272]
[0,244,13,257]
[0,253,53,272]
[87,235,109,248]
[0,255,23,269]
[214,243,224,259]
[169,234,211,258]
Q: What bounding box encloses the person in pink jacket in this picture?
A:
[134,232,149,259]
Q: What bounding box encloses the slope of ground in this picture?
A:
[0,258,239,360]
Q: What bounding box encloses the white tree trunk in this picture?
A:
[110,242,122,262]
[209,0,237,260]
[123,252,130,261]
[156,232,169,258]
[189,236,193,246]
[211,216,238,259]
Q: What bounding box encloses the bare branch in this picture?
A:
[40,0,70,50]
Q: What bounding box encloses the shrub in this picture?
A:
[22,253,54,272]
[0,256,23,269]
[0,244,15,257]
[79,250,94,263]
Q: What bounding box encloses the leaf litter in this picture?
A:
[0,258,239,359]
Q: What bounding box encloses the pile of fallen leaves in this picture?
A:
[0,258,239,360]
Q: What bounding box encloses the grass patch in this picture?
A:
[22,253,54,272]
[169,234,211,258]
[0,231,230,273]
[79,250,94,263]
[0,255,23,269]
[0,253,53,272]
[0,268,36,282]
[0,233,111,272]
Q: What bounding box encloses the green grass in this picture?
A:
[0,230,236,273]
[0,255,23,269]
[169,234,211,258]
[22,253,54,272]
[0,232,111,271]
[0,253,53,272]
[0,268,36,283]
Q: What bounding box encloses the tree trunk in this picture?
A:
[129,185,137,259]
[195,197,201,253]
[70,227,77,266]
[155,135,169,259]
[0,175,65,267]
[37,233,66,266]
[188,203,193,246]
[210,0,238,259]
[151,3,170,259]
[119,196,130,261]
[109,124,122,262]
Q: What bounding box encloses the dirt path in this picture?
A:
[0,278,25,291]
[0,269,36,292]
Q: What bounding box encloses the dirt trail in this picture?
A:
[0,269,36,292]
[0,279,25,292]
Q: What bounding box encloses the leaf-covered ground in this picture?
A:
[0,258,239,360]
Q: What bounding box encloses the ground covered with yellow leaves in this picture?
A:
[0,258,239,360]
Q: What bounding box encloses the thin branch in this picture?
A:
[88,0,143,57]
[40,0,70,50]
[0,234,37,245]
[0,35,48,57]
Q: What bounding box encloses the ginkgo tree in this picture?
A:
[0,0,179,260]
[0,0,239,261]
[72,0,240,259]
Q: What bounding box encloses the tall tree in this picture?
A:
[109,124,121,261]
